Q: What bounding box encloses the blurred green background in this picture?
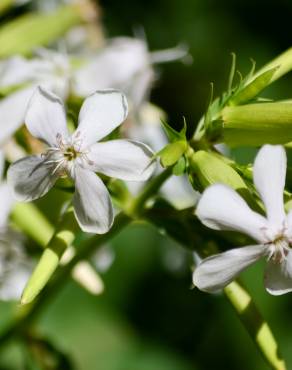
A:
[2,0,292,369]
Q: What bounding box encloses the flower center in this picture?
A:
[42,133,94,177]
[63,146,79,161]
[268,236,290,264]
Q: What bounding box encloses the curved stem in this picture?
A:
[0,169,171,345]
[224,281,286,370]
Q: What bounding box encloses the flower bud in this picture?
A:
[159,140,188,167]
[189,150,247,191]
[220,102,292,146]
[228,67,278,106]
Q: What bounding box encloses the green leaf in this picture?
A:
[227,52,236,93]
[204,82,214,130]
[245,58,256,82]
[160,119,182,143]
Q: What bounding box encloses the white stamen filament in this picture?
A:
[267,237,290,264]
[43,132,95,177]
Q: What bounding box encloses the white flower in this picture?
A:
[0,151,32,301]
[0,232,32,301]
[7,87,155,234]
[0,37,188,145]
[73,37,189,108]
[193,144,292,295]
[0,51,71,146]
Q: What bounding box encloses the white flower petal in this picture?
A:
[73,37,148,97]
[0,56,37,87]
[161,175,198,209]
[264,251,292,295]
[7,155,58,201]
[73,167,113,234]
[253,145,286,227]
[193,245,265,292]
[0,87,35,145]
[76,89,128,148]
[196,184,268,243]
[84,139,155,181]
[129,68,154,108]
[0,151,4,179]
[0,265,31,301]
[25,86,68,146]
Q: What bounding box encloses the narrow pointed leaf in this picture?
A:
[228,52,236,93]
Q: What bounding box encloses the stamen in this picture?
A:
[267,244,275,261]
[267,236,290,264]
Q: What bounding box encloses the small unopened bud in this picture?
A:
[159,140,188,167]
[220,102,292,146]
[189,151,247,191]
[229,67,278,106]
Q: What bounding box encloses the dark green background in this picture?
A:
[1,0,292,369]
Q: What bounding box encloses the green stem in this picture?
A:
[20,206,78,305]
[0,169,171,345]
[224,281,286,370]
[0,0,13,15]
[11,203,53,247]
[126,167,173,216]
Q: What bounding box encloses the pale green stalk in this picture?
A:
[11,203,53,247]
[0,169,172,343]
[0,0,13,15]
[224,282,286,370]
[20,206,78,305]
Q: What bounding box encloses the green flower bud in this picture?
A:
[189,150,262,210]
[220,102,292,146]
[190,150,247,190]
[159,140,188,167]
[229,67,278,106]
